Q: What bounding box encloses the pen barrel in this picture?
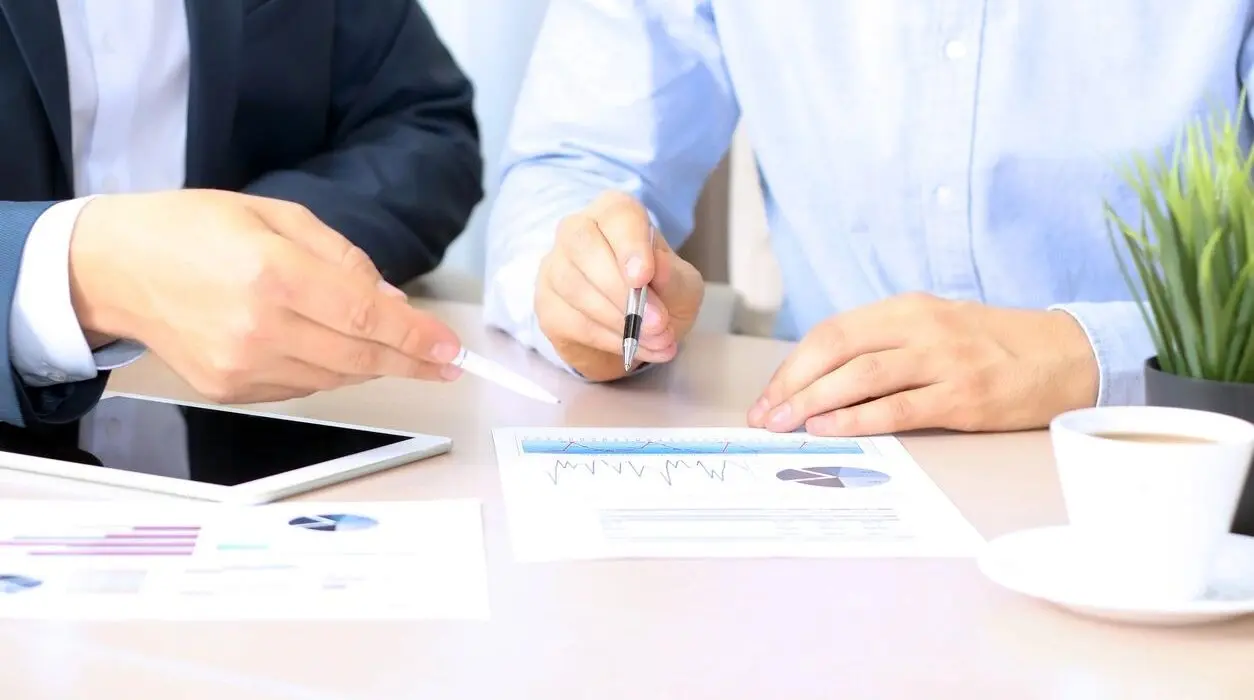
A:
[623,313,643,340]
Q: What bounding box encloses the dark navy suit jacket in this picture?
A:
[0,0,484,428]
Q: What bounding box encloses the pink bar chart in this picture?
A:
[0,524,201,556]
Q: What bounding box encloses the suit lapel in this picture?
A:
[183,0,242,187]
[0,0,72,188]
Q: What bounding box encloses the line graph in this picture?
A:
[545,458,753,486]
[521,437,863,456]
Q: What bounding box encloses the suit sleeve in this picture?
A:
[0,201,108,428]
[242,0,484,286]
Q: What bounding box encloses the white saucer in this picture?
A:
[978,525,1254,626]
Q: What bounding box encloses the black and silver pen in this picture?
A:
[622,227,655,371]
[622,284,647,371]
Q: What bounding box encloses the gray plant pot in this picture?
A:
[1143,357,1254,536]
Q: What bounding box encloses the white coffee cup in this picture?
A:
[1049,405,1254,603]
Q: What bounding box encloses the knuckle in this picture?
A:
[557,214,595,247]
[818,320,847,349]
[397,323,427,358]
[244,255,291,304]
[959,366,996,399]
[199,360,245,404]
[853,354,885,386]
[347,295,379,335]
[345,344,381,374]
[885,394,915,426]
[338,244,376,276]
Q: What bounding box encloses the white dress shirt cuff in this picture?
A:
[10,197,146,388]
[1047,301,1155,407]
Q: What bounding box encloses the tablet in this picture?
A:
[0,392,452,503]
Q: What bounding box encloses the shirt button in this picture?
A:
[944,40,967,59]
[934,185,954,206]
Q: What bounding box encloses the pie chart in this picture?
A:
[0,574,42,594]
[288,514,378,532]
[775,466,890,488]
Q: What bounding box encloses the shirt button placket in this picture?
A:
[921,3,986,301]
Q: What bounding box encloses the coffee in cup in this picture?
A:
[1049,405,1254,602]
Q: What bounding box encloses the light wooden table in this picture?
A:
[0,300,1250,700]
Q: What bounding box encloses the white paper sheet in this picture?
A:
[491,428,985,561]
[0,499,489,620]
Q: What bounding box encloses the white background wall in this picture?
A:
[417,0,552,278]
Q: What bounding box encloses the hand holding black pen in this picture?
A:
[532,191,707,381]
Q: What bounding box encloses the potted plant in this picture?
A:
[1105,101,1254,534]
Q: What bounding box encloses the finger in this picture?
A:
[265,243,462,365]
[803,384,953,437]
[244,197,384,283]
[648,247,702,315]
[203,372,371,405]
[755,349,934,432]
[584,191,656,288]
[544,245,628,334]
[557,213,637,314]
[537,281,677,364]
[754,305,916,416]
[548,235,673,345]
[277,311,460,381]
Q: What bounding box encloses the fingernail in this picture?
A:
[440,364,462,381]
[644,304,662,331]
[767,403,792,429]
[378,280,407,299]
[747,397,769,425]
[431,342,460,363]
[625,256,643,281]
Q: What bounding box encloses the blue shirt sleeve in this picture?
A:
[482,0,740,373]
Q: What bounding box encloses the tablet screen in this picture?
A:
[0,395,410,486]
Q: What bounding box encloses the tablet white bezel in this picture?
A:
[0,391,452,504]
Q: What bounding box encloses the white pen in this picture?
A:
[450,347,561,405]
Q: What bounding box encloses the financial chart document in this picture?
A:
[491,428,985,562]
[0,499,489,620]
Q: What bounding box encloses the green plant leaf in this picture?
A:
[1196,227,1228,375]
[1107,100,1252,384]
[1221,259,1254,380]
[1105,213,1171,364]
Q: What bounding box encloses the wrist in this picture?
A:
[1048,309,1101,408]
[66,196,137,340]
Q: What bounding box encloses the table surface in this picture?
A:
[0,300,1250,700]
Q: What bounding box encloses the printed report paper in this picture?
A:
[0,498,489,620]
[491,428,985,561]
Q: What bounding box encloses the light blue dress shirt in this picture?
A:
[483,0,1254,406]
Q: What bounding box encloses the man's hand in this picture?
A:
[535,191,704,381]
[746,293,1099,435]
[67,190,464,404]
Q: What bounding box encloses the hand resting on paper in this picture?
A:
[746,293,1100,436]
